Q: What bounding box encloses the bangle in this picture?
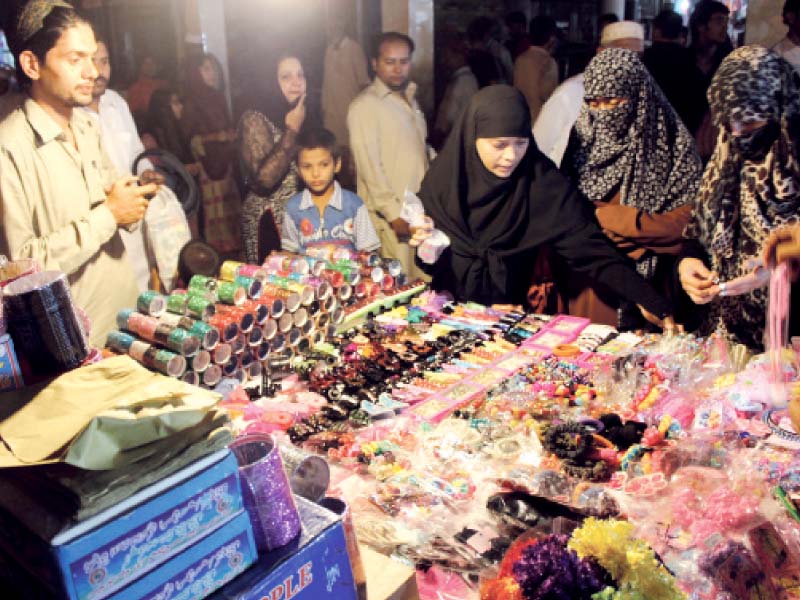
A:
[763,409,800,443]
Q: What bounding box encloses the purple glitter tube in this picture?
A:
[230,433,302,552]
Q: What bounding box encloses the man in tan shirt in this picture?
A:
[513,15,559,122]
[0,1,157,346]
[347,32,429,281]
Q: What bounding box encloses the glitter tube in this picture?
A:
[260,295,285,320]
[247,361,263,380]
[223,357,239,376]
[213,343,232,365]
[166,293,188,315]
[236,275,262,299]
[286,327,302,347]
[230,334,246,356]
[247,325,263,347]
[129,340,186,377]
[271,333,286,353]
[256,341,270,361]
[137,290,167,317]
[188,320,220,350]
[203,364,223,387]
[188,274,217,295]
[261,319,278,341]
[191,350,211,372]
[277,312,294,334]
[208,314,239,343]
[186,295,215,320]
[261,285,300,313]
[292,307,308,328]
[229,433,301,552]
[238,264,268,281]
[322,295,337,313]
[384,259,403,277]
[107,330,136,354]
[337,284,352,301]
[217,281,247,306]
[219,260,243,282]
[182,371,201,386]
[242,300,269,325]
[301,319,315,337]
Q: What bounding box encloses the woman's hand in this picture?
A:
[409,216,434,247]
[763,224,800,275]
[285,94,307,132]
[637,306,683,333]
[678,257,719,304]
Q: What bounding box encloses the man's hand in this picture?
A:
[678,257,719,304]
[105,175,156,226]
[390,217,412,239]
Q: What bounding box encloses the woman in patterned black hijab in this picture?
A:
[679,46,800,350]
[562,48,703,329]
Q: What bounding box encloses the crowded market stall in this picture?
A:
[0,243,798,600]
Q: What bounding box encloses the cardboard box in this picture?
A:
[110,510,256,600]
[0,449,245,600]
[211,496,357,600]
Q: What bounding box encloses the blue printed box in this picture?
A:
[211,495,356,600]
[110,510,256,600]
[55,450,243,600]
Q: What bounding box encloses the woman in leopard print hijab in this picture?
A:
[680,45,800,350]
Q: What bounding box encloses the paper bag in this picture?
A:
[0,355,220,470]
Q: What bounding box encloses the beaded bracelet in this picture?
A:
[763,409,800,443]
[561,458,609,481]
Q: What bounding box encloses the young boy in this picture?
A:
[282,128,380,255]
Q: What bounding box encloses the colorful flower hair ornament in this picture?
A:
[568,518,687,600]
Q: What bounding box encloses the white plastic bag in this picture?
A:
[143,186,191,292]
[401,190,450,264]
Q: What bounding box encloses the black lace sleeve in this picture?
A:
[237,110,298,193]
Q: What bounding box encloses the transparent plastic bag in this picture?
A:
[401,190,450,264]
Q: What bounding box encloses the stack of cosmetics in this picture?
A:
[105,250,423,388]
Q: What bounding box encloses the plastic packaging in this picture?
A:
[400,190,450,264]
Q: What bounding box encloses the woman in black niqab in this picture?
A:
[417,85,673,323]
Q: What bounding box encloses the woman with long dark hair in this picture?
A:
[146,88,196,172]
[237,54,308,264]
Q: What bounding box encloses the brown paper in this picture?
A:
[0,355,220,469]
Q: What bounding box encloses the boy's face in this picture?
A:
[298,147,341,195]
